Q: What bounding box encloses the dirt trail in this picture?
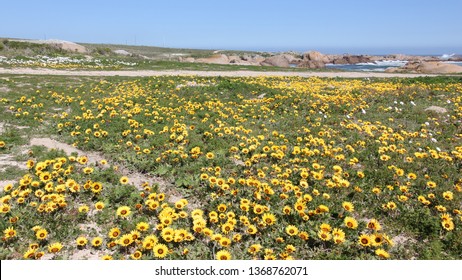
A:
[30,138,104,166]
[0,67,444,78]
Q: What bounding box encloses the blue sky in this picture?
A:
[2,0,462,54]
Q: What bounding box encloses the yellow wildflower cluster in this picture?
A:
[2,76,462,259]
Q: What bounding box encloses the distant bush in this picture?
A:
[93,47,112,56]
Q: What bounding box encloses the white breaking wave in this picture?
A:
[441,53,455,60]
[443,61,462,66]
[356,60,408,67]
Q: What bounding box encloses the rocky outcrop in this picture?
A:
[282,54,299,64]
[303,51,330,63]
[183,54,265,66]
[228,55,241,63]
[297,51,328,68]
[196,54,229,64]
[260,55,290,67]
[387,61,462,74]
[298,60,325,69]
[331,55,371,64]
[179,50,461,71]
[417,61,462,73]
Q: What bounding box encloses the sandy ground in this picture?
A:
[28,138,175,197]
[0,67,445,78]
[1,135,185,259]
[0,135,188,205]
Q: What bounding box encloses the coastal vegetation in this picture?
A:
[1,74,461,260]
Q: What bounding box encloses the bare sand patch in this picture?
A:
[0,180,17,188]
[0,154,27,172]
[0,86,10,93]
[28,137,189,206]
[29,137,157,189]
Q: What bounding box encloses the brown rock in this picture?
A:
[196,54,229,64]
[260,55,290,67]
[332,57,348,64]
[228,55,241,64]
[282,54,298,64]
[417,61,462,74]
[391,61,462,74]
[297,60,325,69]
[332,55,370,64]
[302,51,330,63]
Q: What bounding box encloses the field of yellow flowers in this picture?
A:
[1,75,461,260]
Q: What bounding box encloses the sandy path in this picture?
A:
[0,67,444,78]
[29,138,167,191]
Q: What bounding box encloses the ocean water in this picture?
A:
[445,61,462,66]
[326,60,462,72]
[325,60,407,72]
